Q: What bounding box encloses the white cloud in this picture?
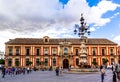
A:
[0,0,120,51]
[113,35,120,45]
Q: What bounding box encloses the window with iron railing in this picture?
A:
[16,48,20,55]
[75,49,79,56]
[52,48,56,55]
[15,59,19,66]
[26,58,29,66]
[64,48,68,55]
[36,49,40,56]
[93,50,96,56]
[9,48,13,56]
[111,58,114,65]
[8,58,12,66]
[26,49,30,55]
[102,49,105,56]
[36,58,40,66]
[76,58,79,65]
[53,58,56,66]
[45,58,48,66]
[44,48,48,55]
[110,49,114,55]
[93,58,96,62]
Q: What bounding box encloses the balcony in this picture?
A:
[102,53,105,56]
[44,53,48,55]
[75,53,79,56]
[52,53,56,56]
[9,53,12,56]
[16,53,20,56]
[92,53,96,56]
[64,53,68,55]
[26,53,30,56]
[110,53,114,56]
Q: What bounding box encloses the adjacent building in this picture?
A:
[0,51,4,59]
[5,36,119,69]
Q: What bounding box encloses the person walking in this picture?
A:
[115,60,120,82]
[113,71,117,82]
[59,67,63,76]
[55,67,59,76]
[100,65,105,82]
[112,64,117,82]
[1,66,6,78]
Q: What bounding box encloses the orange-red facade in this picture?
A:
[4,36,119,69]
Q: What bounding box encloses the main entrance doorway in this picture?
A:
[63,59,69,69]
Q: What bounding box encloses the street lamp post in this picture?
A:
[74,14,91,68]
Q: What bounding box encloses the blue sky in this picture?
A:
[0,0,120,52]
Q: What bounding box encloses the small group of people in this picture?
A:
[1,66,32,78]
[55,67,63,76]
[100,60,120,82]
[112,60,120,82]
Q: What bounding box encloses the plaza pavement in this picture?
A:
[0,69,113,82]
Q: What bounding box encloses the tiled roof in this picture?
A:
[5,38,117,45]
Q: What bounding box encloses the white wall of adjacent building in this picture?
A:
[0,51,4,59]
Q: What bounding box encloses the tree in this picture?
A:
[92,61,98,68]
[103,59,108,65]
[28,61,33,66]
[26,61,33,66]
[36,61,40,66]
[92,61,98,66]
[40,61,45,70]
[15,61,20,67]
[0,59,5,64]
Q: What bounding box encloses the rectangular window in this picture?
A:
[26,58,29,66]
[36,49,40,56]
[44,58,48,66]
[44,48,48,55]
[102,49,105,56]
[93,58,96,62]
[9,48,12,55]
[16,48,20,55]
[26,49,30,55]
[36,58,40,66]
[111,58,114,65]
[92,48,96,56]
[8,59,12,66]
[52,48,56,56]
[53,58,56,66]
[15,59,19,66]
[76,58,79,65]
[110,49,114,55]
[75,49,78,56]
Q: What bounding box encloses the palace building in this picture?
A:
[5,36,119,69]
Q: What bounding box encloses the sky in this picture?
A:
[0,0,120,52]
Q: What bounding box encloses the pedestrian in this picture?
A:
[112,64,117,82]
[1,66,6,78]
[55,67,59,76]
[23,68,26,75]
[113,71,117,82]
[115,60,120,82]
[11,67,15,77]
[27,67,29,74]
[59,67,63,76]
[100,65,105,82]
